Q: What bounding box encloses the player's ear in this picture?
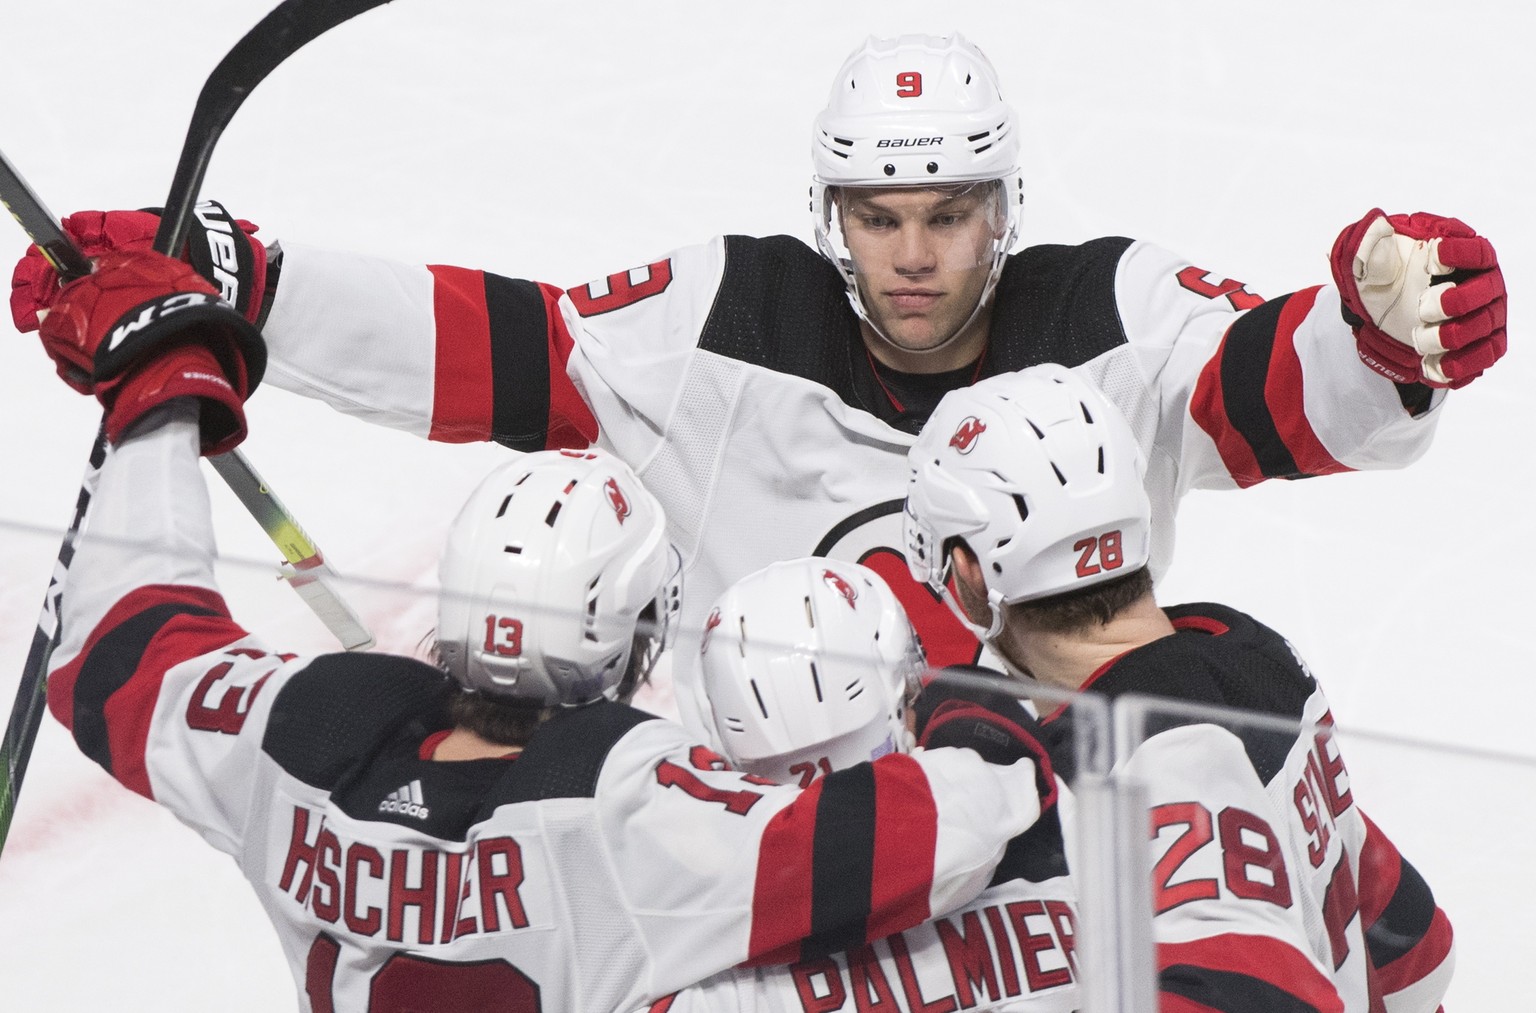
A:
[947,543,991,626]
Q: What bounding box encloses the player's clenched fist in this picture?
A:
[1330,208,1507,389]
[10,203,267,333]
[39,249,266,455]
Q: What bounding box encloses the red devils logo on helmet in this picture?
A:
[822,569,859,609]
[949,416,986,454]
[700,607,722,654]
[604,478,630,524]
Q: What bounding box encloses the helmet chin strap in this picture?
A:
[850,284,990,361]
[936,581,1044,687]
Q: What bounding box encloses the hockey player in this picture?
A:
[903,364,1454,1011]
[646,557,1079,1011]
[30,249,1057,1012]
[9,34,1509,741]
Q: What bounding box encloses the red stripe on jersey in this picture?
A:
[1262,287,1348,478]
[748,776,828,963]
[1190,329,1266,489]
[1160,998,1213,1013]
[864,754,939,940]
[535,281,598,449]
[1375,907,1453,998]
[1171,615,1229,636]
[427,264,495,442]
[1160,933,1343,1013]
[48,585,245,799]
[1357,813,1454,998]
[1356,812,1402,928]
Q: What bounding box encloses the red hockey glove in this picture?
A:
[1330,209,1506,389]
[39,249,267,455]
[918,688,1058,810]
[10,203,268,333]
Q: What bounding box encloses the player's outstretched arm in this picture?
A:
[598,720,1050,997]
[11,206,600,451]
[35,251,264,784]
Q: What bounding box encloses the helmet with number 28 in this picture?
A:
[811,33,1023,341]
[700,558,925,786]
[903,364,1152,642]
[437,449,682,708]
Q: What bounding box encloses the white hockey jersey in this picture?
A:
[45,409,1049,1013]
[259,231,1445,736]
[1036,604,1455,1012]
[645,809,1079,1013]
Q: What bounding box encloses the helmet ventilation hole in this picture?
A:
[544,502,562,527]
[803,595,816,629]
[846,679,865,700]
[750,680,769,718]
[809,660,824,702]
[496,494,513,518]
[503,544,523,554]
[584,578,600,641]
[1051,463,1067,486]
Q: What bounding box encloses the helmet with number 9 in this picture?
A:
[700,557,925,785]
[437,449,682,707]
[811,33,1023,336]
[903,364,1151,641]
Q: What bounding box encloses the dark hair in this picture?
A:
[428,623,658,748]
[446,692,551,747]
[1010,566,1154,634]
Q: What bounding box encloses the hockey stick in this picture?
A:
[1,151,373,650]
[0,0,392,856]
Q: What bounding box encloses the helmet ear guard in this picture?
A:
[903,364,1153,647]
[436,449,682,708]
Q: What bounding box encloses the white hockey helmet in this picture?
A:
[811,34,1023,335]
[700,558,925,785]
[437,449,683,707]
[903,365,1151,641]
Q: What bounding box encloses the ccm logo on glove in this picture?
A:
[106,291,227,356]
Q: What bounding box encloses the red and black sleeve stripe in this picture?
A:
[426,266,597,451]
[46,585,247,799]
[1190,287,1351,488]
[1159,933,1343,1013]
[747,754,939,964]
[1356,811,1453,998]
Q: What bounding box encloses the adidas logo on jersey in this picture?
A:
[379,780,430,820]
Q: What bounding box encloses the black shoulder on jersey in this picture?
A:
[263,653,454,789]
[983,236,1134,373]
[699,235,1134,422]
[1064,603,1319,783]
[699,235,863,385]
[489,699,658,803]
